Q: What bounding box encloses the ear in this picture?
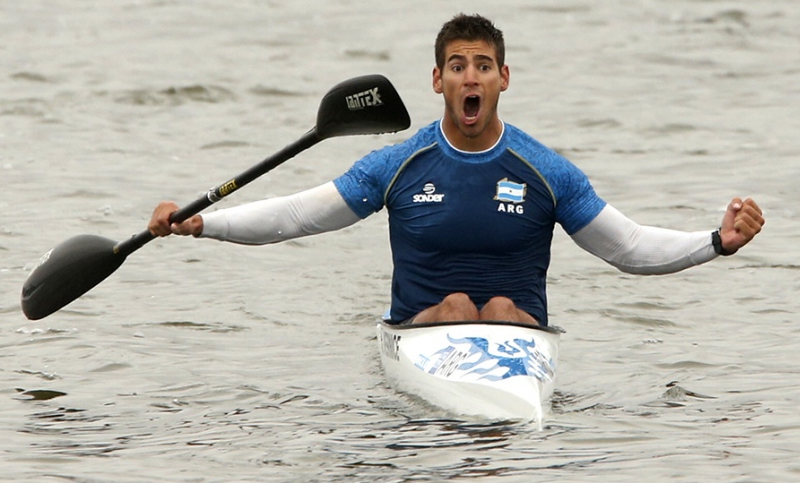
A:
[500,64,510,92]
[432,66,443,94]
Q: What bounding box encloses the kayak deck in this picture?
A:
[377,320,562,427]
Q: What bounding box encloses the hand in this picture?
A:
[719,197,764,254]
[148,201,204,237]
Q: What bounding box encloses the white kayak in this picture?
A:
[377,320,562,428]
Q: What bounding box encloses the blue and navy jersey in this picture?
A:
[333,121,606,325]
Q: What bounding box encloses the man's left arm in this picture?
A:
[570,198,764,275]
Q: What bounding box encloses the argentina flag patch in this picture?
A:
[494,178,527,203]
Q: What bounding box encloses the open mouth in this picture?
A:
[464,95,481,121]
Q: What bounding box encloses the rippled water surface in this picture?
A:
[2,1,799,481]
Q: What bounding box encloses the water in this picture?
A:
[2,0,799,481]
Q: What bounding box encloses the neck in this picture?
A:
[440,117,504,152]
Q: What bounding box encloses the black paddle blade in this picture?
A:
[21,235,127,320]
[316,74,411,139]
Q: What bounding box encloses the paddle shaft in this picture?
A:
[114,129,322,257]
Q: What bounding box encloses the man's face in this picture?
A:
[433,39,509,150]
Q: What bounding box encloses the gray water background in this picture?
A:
[1,1,799,481]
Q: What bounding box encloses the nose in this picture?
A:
[463,64,479,85]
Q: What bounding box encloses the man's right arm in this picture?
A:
[149,181,361,245]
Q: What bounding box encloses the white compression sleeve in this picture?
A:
[570,204,718,274]
[198,181,361,245]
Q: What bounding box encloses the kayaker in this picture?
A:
[148,13,764,327]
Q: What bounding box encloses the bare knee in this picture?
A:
[480,297,538,325]
[413,292,479,323]
[482,296,516,313]
[440,292,474,308]
[437,293,480,320]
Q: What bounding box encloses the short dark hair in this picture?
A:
[435,14,505,69]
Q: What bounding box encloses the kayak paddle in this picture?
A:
[21,74,411,320]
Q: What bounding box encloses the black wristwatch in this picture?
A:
[712,229,735,256]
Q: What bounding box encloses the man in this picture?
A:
[149,14,764,326]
